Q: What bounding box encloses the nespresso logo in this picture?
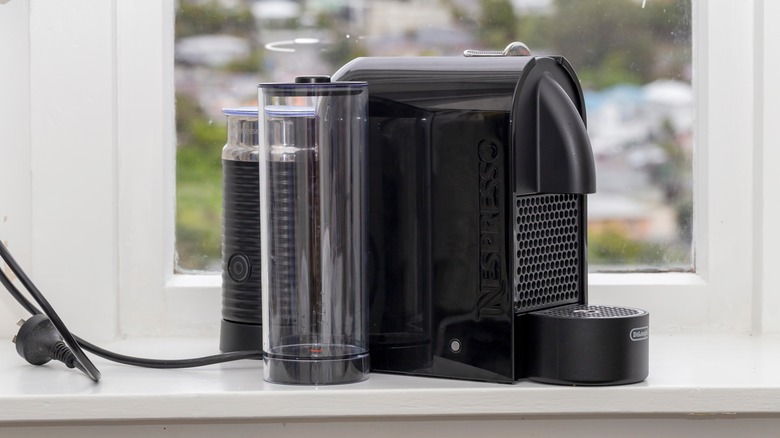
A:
[477,139,504,318]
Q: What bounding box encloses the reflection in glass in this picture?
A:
[174,0,692,272]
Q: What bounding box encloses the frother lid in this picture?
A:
[222,107,258,117]
[259,80,367,97]
[295,75,331,83]
[263,105,315,117]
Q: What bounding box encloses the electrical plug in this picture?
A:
[12,314,85,374]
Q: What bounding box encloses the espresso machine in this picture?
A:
[331,43,649,385]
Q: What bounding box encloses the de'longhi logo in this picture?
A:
[630,326,649,342]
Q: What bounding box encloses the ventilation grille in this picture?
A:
[514,194,582,312]
[533,304,646,319]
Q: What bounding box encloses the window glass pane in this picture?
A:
[174,0,692,273]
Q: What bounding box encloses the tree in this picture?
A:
[466,0,692,89]
[175,0,255,39]
[548,0,656,88]
[174,93,225,270]
[479,0,518,50]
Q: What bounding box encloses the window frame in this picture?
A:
[10,0,772,338]
[119,0,759,336]
[755,0,780,334]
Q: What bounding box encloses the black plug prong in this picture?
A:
[12,319,25,344]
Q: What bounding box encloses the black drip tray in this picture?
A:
[523,304,649,385]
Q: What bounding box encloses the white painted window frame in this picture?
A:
[2,0,777,340]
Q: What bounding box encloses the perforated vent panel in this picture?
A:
[514,194,582,312]
[533,304,647,318]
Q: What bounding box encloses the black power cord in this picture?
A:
[0,240,101,381]
[0,240,263,381]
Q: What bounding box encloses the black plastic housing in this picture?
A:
[521,305,649,385]
[220,159,263,352]
[333,55,631,384]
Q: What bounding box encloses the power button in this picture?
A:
[227,253,252,283]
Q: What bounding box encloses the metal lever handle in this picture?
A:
[463,41,531,57]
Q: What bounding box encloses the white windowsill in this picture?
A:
[1,332,779,424]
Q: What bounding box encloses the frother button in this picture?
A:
[227,253,252,283]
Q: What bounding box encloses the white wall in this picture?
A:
[0,0,32,336]
[0,0,118,340]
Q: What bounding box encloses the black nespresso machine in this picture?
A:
[332,44,649,385]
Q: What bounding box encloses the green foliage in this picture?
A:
[515,14,552,49]
[315,11,337,30]
[643,0,692,42]
[588,226,688,268]
[590,118,693,269]
[175,0,255,39]
[224,48,265,73]
[321,37,368,71]
[175,94,224,270]
[175,93,202,137]
[315,7,367,71]
[474,0,692,89]
[576,52,644,89]
[547,0,660,88]
[176,0,262,77]
[478,0,518,49]
[589,227,661,266]
[173,0,694,271]
[676,197,693,243]
[176,146,223,270]
[648,120,693,244]
[445,0,474,28]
